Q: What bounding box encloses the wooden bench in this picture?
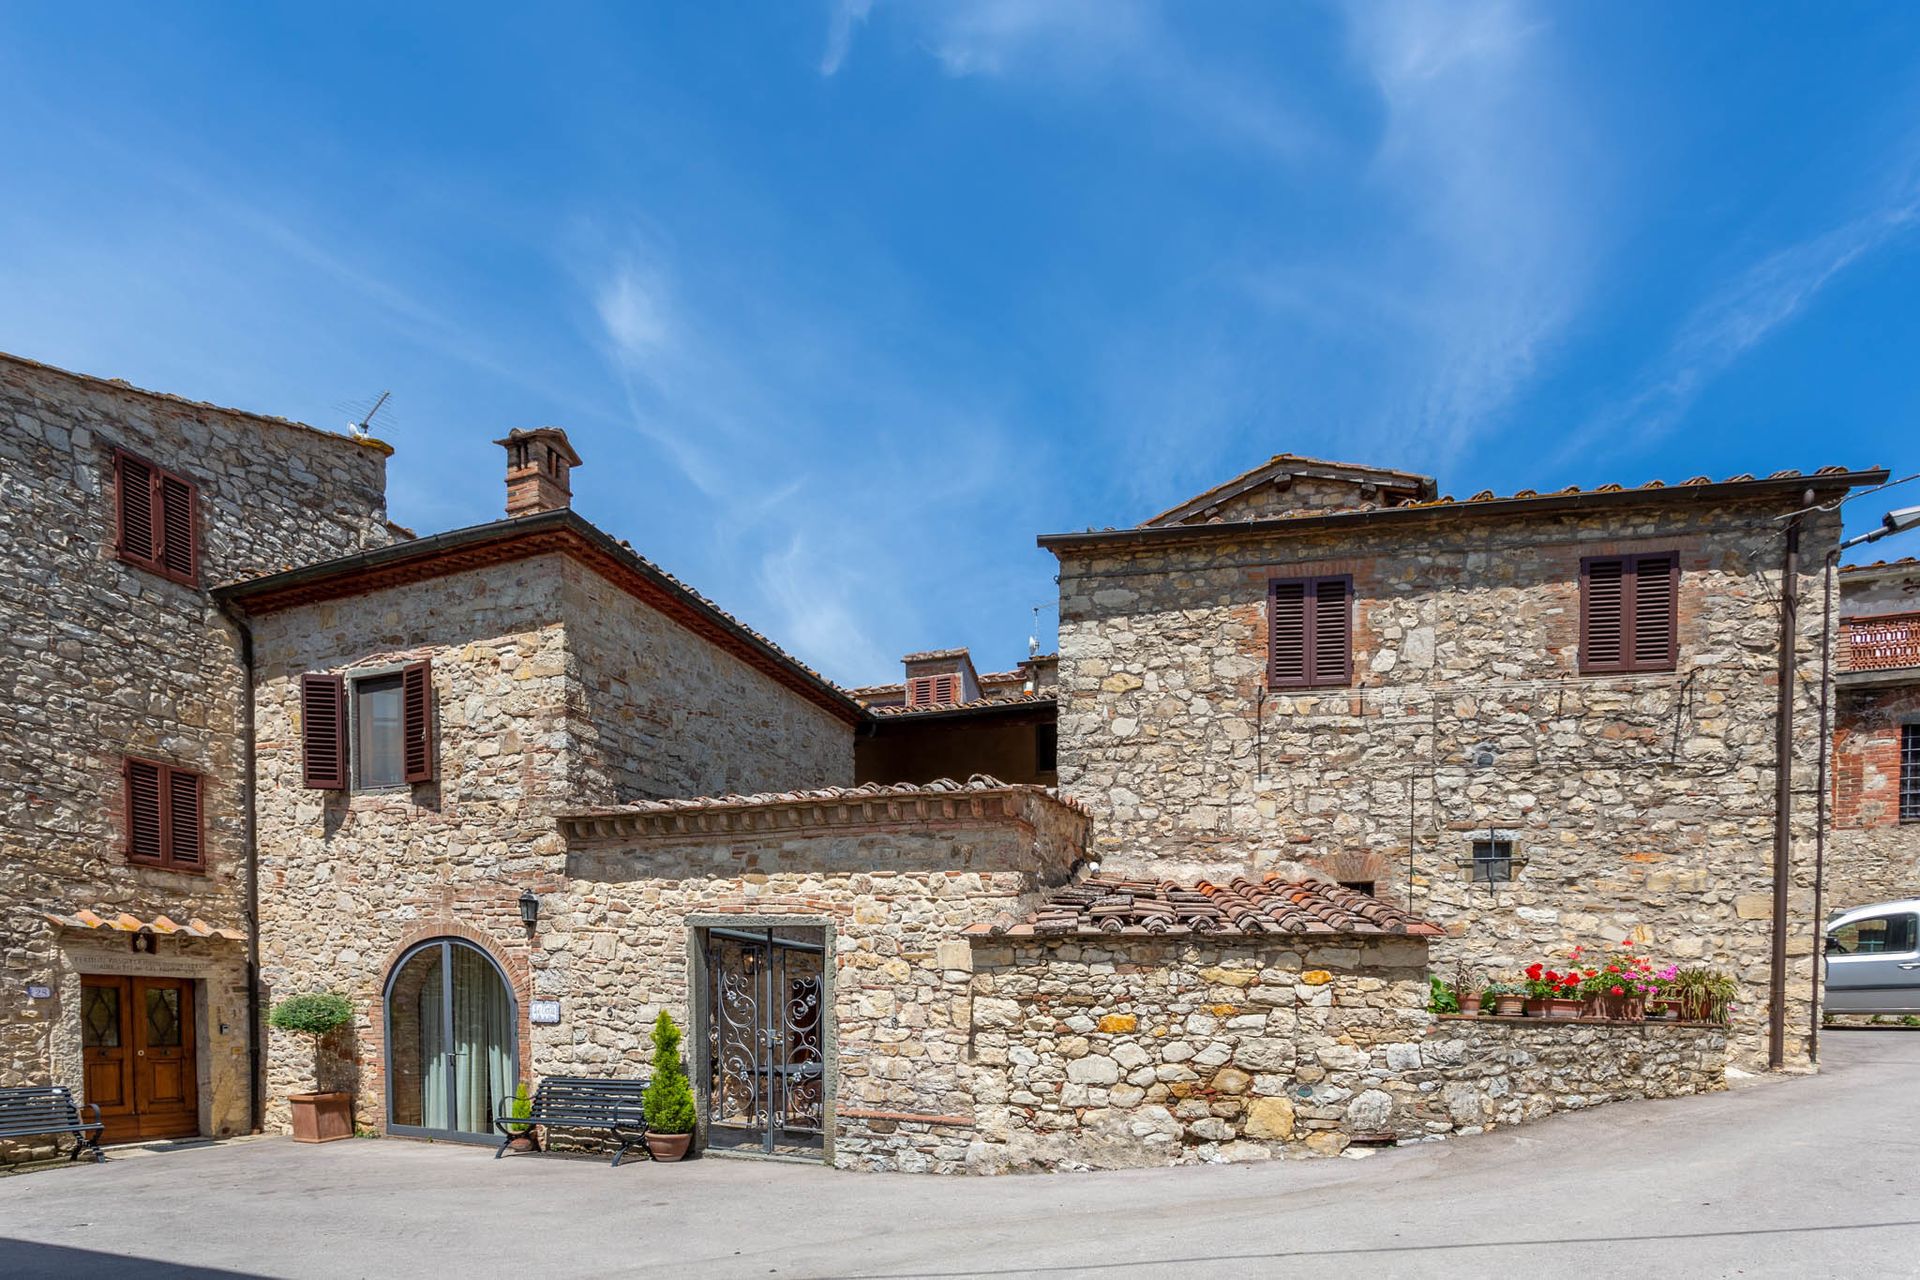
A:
[494,1076,651,1167]
[0,1085,105,1163]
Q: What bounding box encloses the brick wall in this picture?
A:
[0,353,392,1143]
[1051,497,1842,1069]
[1828,681,1920,911]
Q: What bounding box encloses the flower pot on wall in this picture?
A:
[1494,995,1526,1017]
[289,1092,353,1143]
[1546,998,1583,1020]
[644,1131,692,1162]
[1523,998,1549,1017]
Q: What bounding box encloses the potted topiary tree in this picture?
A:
[642,1010,697,1161]
[269,992,356,1143]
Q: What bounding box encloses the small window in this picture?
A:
[114,449,198,585]
[1580,553,1678,674]
[1902,724,1919,824]
[1268,576,1352,689]
[124,757,205,871]
[906,673,962,707]
[355,674,407,789]
[1828,914,1919,955]
[1471,839,1513,884]
[1035,722,1058,773]
[1338,880,1376,897]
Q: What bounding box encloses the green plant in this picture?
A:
[504,1081,532,1134]
[1445,958,1482,1011]
[643,1011,697,1136]
[269,992,354,1039]
[1427,975,1461,1014]
[1670,968,1737,1022]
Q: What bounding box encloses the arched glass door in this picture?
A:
[385,939,518,1142]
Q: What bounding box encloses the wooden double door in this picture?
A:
[81,976,199,1143]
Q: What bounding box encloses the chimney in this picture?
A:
[494,427,582,517]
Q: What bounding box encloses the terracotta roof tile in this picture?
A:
[564,774,1088,820]
[1843,557,1920,573]
[868,691,1056,717]
[44,908,245,941]
[969,874,1443,940]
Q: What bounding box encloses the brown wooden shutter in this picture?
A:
[1311,576,1353,686]
[1630,554,1678,670]
[1581,557,1626,672]
[301,674,348,789]
[1268,579,1309,687]
[116,452,158,568]
[158,472,197,582]
[166,768,203,868]
[126,758,165,864]
[402,659,435,784]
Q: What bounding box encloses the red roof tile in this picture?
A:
[969,874,1443,940]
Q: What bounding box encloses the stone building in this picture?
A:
[1040,453,1887,1070]
[1829,557,1920,909]
[215,437,862,1136]
[0,352,394,1144]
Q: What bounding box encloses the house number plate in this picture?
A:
[26,984,51,1000]
[530,999,561,1025]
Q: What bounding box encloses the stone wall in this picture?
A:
[0,353,392,1143]
[560,557,852,805]
[1052,497,1843,1068]
[961,936,1725,1173]
[1829,680,1920,911]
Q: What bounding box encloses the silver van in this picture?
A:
[1825,900,1920,1014]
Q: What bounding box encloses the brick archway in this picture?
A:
[366,919,534,1137]
[1305,850,1402,902]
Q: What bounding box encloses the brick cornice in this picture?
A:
[560,780,1088,846]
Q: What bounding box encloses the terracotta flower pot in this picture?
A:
[506,1132,537,1153]
[1523,997,1550,1017]
[644,1131,692,1162]
[1494,994,1526,1017]
[1454,993,1482,1016]
[1546,998,1583,1019]
[289,1091,353,1143]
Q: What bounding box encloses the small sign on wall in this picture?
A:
[530,999,561,1025]
[26,984,52,1001]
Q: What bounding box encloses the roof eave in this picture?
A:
[1040,470,1891,554]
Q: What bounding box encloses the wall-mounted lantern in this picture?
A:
[518,889,540,931]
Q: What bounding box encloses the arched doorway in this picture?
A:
[384,938,518,1143]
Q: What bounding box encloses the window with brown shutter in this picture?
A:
[113,449,198,585]
[1267,575,1353,689]
[124,757,206,871]
[301,673,348,789]
[1580,553,1678,674]
[906,673,963,707]
[401,659,435,784]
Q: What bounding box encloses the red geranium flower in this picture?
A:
[1610,985,1625,996]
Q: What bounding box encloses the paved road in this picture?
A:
[4,1031,1918,1279]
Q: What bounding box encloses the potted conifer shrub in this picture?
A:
[270,992,356,1143]
[642,1010,697,1161]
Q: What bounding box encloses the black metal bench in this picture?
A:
[494,1076,651,1167]
[0,1085,104,1163]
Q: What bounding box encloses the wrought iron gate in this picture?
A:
[702,926,827,1156]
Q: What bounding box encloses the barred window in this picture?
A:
[1902,723,1919,824]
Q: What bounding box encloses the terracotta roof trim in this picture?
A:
[968,874,1444,941]
[1142,453,1440,528]
[1042,468,1890,552]
[1842,557,1920,575]
[867,692,1056,718]
[45,908,245,941]
[213,509,863,726]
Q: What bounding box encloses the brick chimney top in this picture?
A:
[494,427,582,517]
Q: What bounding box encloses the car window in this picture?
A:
[1829,914,1920,955]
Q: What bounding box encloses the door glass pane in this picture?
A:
[707,935,763,1150]
[144,987,181,1048]
[387,945,445,1129]
[83,986,120,1048]
[355,674,405,788]
[447,945,514,1136]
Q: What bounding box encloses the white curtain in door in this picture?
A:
[414,944,513,1135]
[451,946,513,1135]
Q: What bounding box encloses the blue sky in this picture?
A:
[3,3,1918,684]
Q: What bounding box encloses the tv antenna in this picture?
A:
[345,390,391,439]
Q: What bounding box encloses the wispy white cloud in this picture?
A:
[1332,0,1596,466]
[819,0,874,77]
[1568,169,1920,457]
